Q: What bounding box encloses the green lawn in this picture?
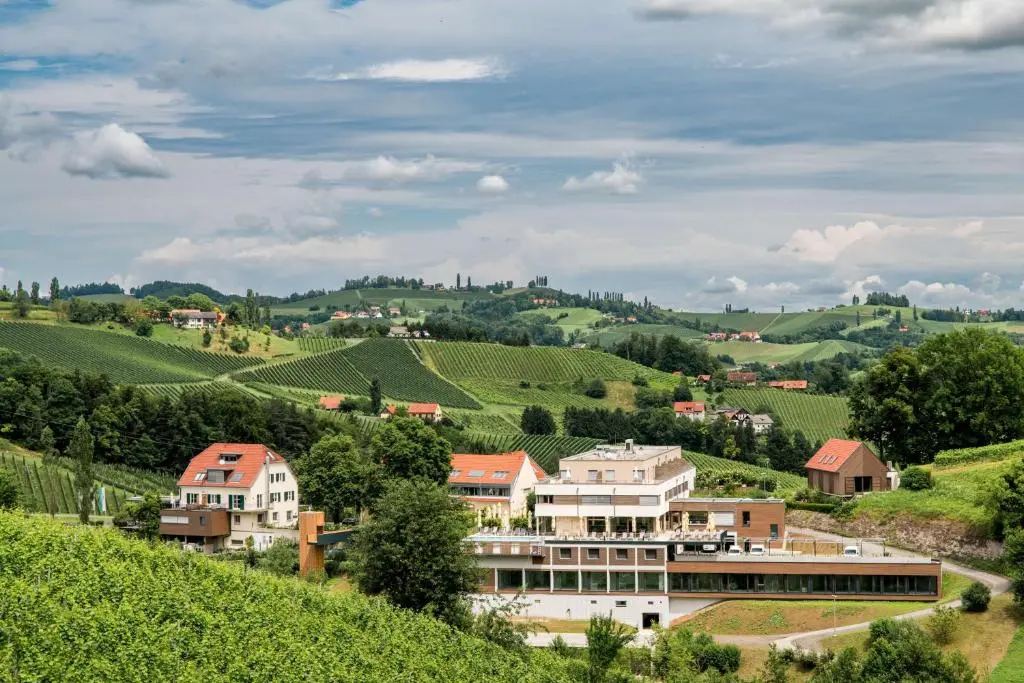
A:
[991,616,1024,683]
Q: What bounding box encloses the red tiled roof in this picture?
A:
[806,438,864,472]
[450,451,540,487]
[318,395,345,410]
[674,401,705,414]
[696,374,712,382]
[177,443,285,489]
[727,371,757,382]
[768,380,808,390]
[407,403,440,415]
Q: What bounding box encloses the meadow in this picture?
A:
[720,388,850,443]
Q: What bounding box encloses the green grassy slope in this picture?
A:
[236,339,480,408]
[420,341,675,384]
[584,323,705,345]
[0,322,264,384]
[0,513,575,683]
[685,451,806,496]
[667,312,780,331]
[721,388,850,443]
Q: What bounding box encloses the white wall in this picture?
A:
[473,593,716,629]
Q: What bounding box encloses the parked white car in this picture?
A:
[726,546,744,556]
[748,544,766,556]
[843,545,861,557]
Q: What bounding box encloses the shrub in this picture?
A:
[631,374,649,387]
[927,605,961,645]
[787,500,839,513]
[961,581,991,612]
[690,633,741,673]
[134,318,154,337]
[229,336,250,354]
[901,466,933,491]
[583,378,607,399]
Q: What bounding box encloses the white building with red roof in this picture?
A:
[449,451,545,527]
[381,402,443,423]
[167,443,299,551]
[673,401,705,422]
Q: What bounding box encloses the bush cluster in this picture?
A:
[900,466,934,490]
[961,581,991,612]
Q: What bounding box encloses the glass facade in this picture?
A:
[497,570,523,590]
[610,572,635,592]
[668,573,938,596]
[554,571,579,591]
[639,572,664,591]
[525,570,551,590]
[581,571,608,591]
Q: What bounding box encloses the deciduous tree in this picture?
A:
[68,417,96,523]
[370,417,451,485]
[0,469,20,509]
[520,405,556,435]
[294,435,380,521]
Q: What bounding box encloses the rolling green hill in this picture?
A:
[721,387,850,443]
[0,322,264,385]
[236,339,481,408]
[0,513,575,682]
[584,323,705,345]
[686,451,806,496]
[420,341,675,384]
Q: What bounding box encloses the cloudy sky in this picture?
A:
[2,0,1024,311]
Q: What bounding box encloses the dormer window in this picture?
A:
[219,453,241,464]
[492,471,508,479]
[467,470,485,478]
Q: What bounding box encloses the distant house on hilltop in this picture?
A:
[674,401,705,422]
[705,332,727,342]
[331,311,352,320]
[806,439,898,495]
[317,396,344,411]
[381,403,443,423]
[726,371,757,386]
[768,380,808,391]
[170,309,218,329]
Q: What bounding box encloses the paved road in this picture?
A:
[528,527,1009,652]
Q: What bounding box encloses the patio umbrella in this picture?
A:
[681,512,690,534]
[705,513,716,533]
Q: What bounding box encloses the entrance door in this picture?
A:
[642,613,660,629]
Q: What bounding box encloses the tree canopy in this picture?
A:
[370,417,452,485]
[295,435,380,521]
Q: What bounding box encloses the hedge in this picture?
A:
[933,439,1024,469]
[786,501,839,513]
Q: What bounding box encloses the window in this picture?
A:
[581,495,612,505]
[615,549,628,561]
[538,495,554,504]
[451,470,461,478]
[256,494,263,508]
[741,511,751,527]
[713,512,735,527]
[185,493,198,505]
[228,495,245,510]
[207,494,221,505]
[587,470,599,481]
[854,476,873,493]
[644,549,658,561]
[207,470,225,484]
[229,472,244,483]
[525,570,550,590]
[467,469,485,478]
[639,573,663,591]
[286,511,293,521]
[492,471,508,479]
[257,513,265,524]
[770,524,779,539]
[560,470,571,481]
[497,570,524,590]
[604,469,616,481]
[219,454,239,464]
[587,548,601,560]
[553,571,578,591]
[233,514,241,525]
[638,496,659,506]
[272,512,279,521]
[231,539,244,546]
[632,469,644,482]
[581,571,607,591]
[270,492,281,503]
[559,548,572,560]
[615,600,628,607]
[193,472,206,481]
[611,572,635,592]
[283,491,295,502]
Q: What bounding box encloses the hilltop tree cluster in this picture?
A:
[611,333,719,376]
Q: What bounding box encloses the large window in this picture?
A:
[854,476,873,493]
[638,496,659,506]
[666,573,938,597]
[581,495,612,505]
[497,570,524,590]
[581,571,607,591]
[554,571,578,591]
[639,572,664,591]
[526,570,551,590]
[611,572,635,592]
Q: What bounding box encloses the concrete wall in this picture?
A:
[472,592,714,629]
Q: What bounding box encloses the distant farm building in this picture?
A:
[694,374,712,385]
[806,439,898,496]
[768,380,808,391]
[170,309,219,329]
[673,401,705,422]
[317,396,344,411]
[726,371,757,386]
[705,332,727,342]
[381,403,443,423]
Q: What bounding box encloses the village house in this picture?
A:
[705,332,727,342]
[768,380,808,391]
[317,395,345,411]
[330,311,352,320]
[381,403,443,423]
[388,325,410,338]
[726,371,757,386]
[673,401,706,422]
[161,443,300,552]
[387,307,401,316]
[737,331,761,342]
[694,374,712,385]
[746,414,774,434]
[170,309,219,329]
[806,439,899,496]
[450,451,545,527]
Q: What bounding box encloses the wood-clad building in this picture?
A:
[806,439,893,496]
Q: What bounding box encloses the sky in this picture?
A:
[2,0,1024,311]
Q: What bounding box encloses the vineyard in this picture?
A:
[54,455,178,495]
[237,340,481,408]
[0,322,264,384]
[297,337,349,354]
[462,433,604,474]
[721,388,850,443]
[0,451,136,515]
[420,341,674,383]
[447,408,523,435]
[685,451,806,496]
[0,513,576,682]
[457,378,610,412]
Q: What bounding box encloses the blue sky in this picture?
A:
[1,0,1024,310]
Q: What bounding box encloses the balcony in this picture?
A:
[158,508,229,538]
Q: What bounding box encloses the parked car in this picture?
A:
[341,517,358,526]
[748,544,766,556]
[843,545,861,557]
[700,543,718,554]
[726,546,744,556]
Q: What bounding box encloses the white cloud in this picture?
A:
[779,221,885,263]
[633,0,1024,51]
[898,280,976,307]
[61,124,170,179]
[315,57,508,83]
[845,275,885,302]
[953,220,984,237]
[0,59,41,72]
[302,155,484,186]
[476,174,509,194]
[563,162,643,195]
[702,275,748,294]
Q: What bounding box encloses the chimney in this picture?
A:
[624,439,633,453]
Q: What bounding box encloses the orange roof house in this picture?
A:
[806,439,894,495]
[768,380,808,390]
[726,371,757,385]
[449,451,545,523]
[695,374,712,384]
[318,395,345,410]
[673,401,706,421]
[381,403,443,422]
[177,443,286,490]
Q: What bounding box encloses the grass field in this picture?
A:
[685,451,806,496]
[519,307,606,336]
[0,321,265,384]
[0,303,58,322]
[683,572,969,635]
[457,378,618,412]
[88,321,301,359]
[420,341,676,384]
[667,312,781,332]
[271,287,493,315]
[852,460,1009,531]
[823,593,1024,682]
[237,339,481,408]
[720,388,850,443]
[584,323,706,346]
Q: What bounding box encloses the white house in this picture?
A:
[673,401,705,422]
[170,309,218,329]
[450,451,545,528]
[169,443,300,551]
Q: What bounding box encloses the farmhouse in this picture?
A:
[317,395,344,411]
[673,401,705,422]
[768,380,808,390]
[806,439,897,496]
[468,441,940,629]
[746,414,774,434]
[737,331,761,342]
[161,443,299,552]
[381,403,443,422]
[450,451,545,526]
[695,374,712,385]
[387,307,401,316]
[170,309,218,329]
[388,325,410,338]
[705,332,727,342]
[726,371,757,386]
[330,311,352,320]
